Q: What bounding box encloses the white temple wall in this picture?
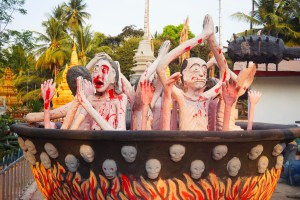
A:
[250,76,300,125]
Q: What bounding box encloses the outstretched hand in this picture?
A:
[140,81,155,106]
[157,40,171,57]
[248,90,261,106]
[222,79,240,107]
[202,14,214,37]
[41,79,56,109]
[166,72,181,93]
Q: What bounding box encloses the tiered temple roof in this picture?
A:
[0,68,22,108]
[52,43,79,108]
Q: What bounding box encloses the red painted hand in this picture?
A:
[222,79,240,107]
[140,81,155,106]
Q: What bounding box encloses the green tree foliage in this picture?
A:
[159,24,195,45]
[74,25,93,66]
[34,17,71,76]
[118,25,144,39]
[113,37,141,79]
[63,0,90,35]
[0,114,20,161]
[0,0,27,36]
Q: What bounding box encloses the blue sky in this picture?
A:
[8,0,252,46]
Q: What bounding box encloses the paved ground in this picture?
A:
[272,182,300,200]
[21,181,299,200]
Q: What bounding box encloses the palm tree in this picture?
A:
[231,0,300,45]
[63,0,91,35]
[74,25,93,66]
[34,16,70,77]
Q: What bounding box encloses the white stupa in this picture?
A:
[130,0,155,85]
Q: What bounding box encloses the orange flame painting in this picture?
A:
[31,161,281,200]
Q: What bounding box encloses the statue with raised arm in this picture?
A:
[75,54,127,130]
[156,14,228,131]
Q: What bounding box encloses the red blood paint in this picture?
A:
[218,48,222,54]
[214,86,221,94]
[243,87,247,90]
[101,65,109,74]
[204,102,207,108]
[44,88,50,109]
[222,71,227,82]
[108,89,123,101]
[198,38,203,44]
[108,89,114,99]
[185,46,191,51]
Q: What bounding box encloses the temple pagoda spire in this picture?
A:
[0,68,22,108]
[52,43,79,108]
[143,0,150,40]
[130,0,155,85]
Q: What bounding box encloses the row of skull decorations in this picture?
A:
[18,137,285,180]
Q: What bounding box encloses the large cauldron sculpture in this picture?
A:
[12,123,300,199]
[12,15,300,199]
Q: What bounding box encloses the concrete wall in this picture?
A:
[250,76,300,125]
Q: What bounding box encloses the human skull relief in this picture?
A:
[212,145,228,160]
[80,145,95,163]
[145,159,161,179]
[275,155,284,170]
[258,156,269,173]
[102,159,117,179]
[40,152,51,169]
[248,145,263,160]
[272,143,286,156]
[190,160,205,179]
[121,146,137,163]
[169,144,185,162]
[65,154,79,172]
[227,157,241,177]
[25,139,37,154]
[18,137,27,151]
[44,143,59,159]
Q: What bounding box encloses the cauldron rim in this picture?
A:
[11,123,300,143]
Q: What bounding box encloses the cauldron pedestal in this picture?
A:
[11,123,300,200]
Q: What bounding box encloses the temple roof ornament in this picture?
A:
[52,43,79,108]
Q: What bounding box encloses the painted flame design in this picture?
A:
[31,162,281,200]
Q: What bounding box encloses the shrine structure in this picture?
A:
[52,43,79,108]
[0,67,22,108]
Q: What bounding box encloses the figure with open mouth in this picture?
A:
[74,54,127,130]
